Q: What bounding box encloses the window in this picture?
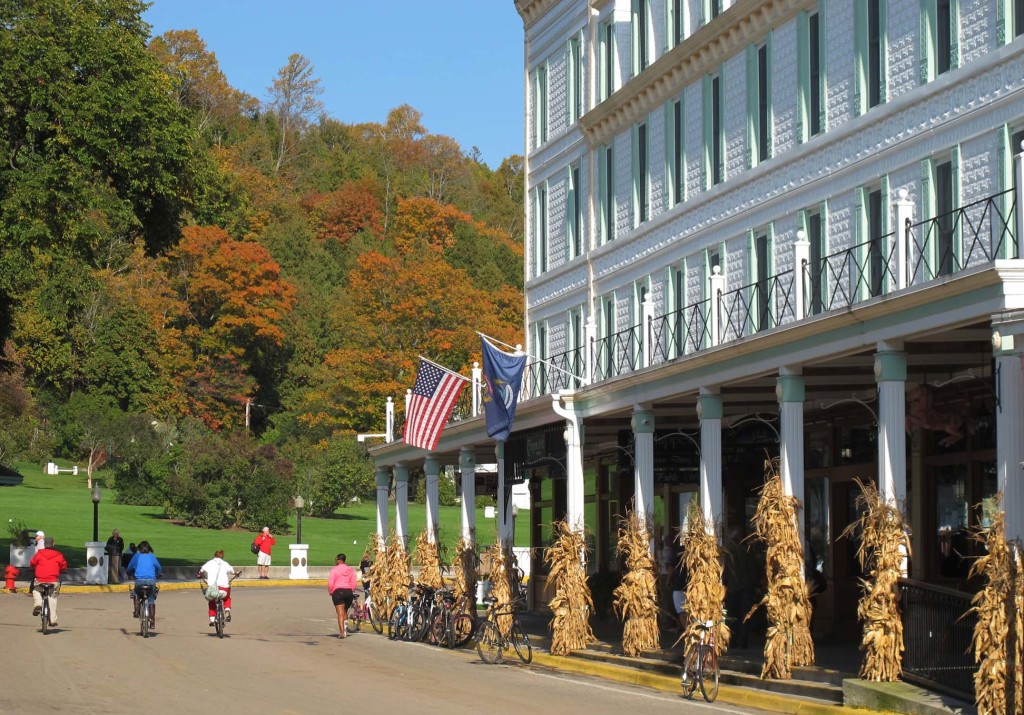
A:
[672,99,684,205]
[856,0,886,112]
[937,0,952,76]
[707,0,723,22]
[923,0,956,81]
[567,164,582,259]
[600,20,615,101]
[1018,0,1024,38]
[535,184,548,275]
[866,187,884,296]
[533,64,548,148]
[632,0,649,75]
[704,73,723,187]
[633,122,649,225]
[670,0,686,47]
[749,42,771,166]
[535,321,548,393]
[753,232,771,332]
[601,295,615,377]
[569,35,583,123]
[671,264,685,356]
[799,11,823,140]
[807,209,825,315]
[568,308,583,385]
[598,143,615,243]
[935,159,954,276]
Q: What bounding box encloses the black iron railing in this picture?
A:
[448,380,476,423]
[717,269,796,341]
[522,347,584,399]
[806,232,896,313]
[593,324,643,381]
[898,578,976,701]
[907,188,1017,282]
[649,298,712,364]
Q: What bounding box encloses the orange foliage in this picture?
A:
[392,196,472,255]
[303,178,384,243]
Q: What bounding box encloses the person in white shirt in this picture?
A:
[198,550,239,626]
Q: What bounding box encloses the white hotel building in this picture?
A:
[371,0,1024,690]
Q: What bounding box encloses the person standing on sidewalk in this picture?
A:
[328,553,358,639]
[255,527,275,579]
[105,529,125,584]
[29,537,67,627]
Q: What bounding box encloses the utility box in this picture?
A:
[85,541,108,585]
[289,544,309,580]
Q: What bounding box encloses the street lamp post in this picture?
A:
[294,495,304,544]
[91,484,101,542]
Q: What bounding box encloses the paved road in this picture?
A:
[0,587,768,715]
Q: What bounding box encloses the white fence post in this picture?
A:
[895,188,914,289]
[642,295,655,368]
[584,314,597,386]
[794,229,810,321]
[709,266,724,347]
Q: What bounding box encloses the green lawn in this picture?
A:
[2,461,526,567]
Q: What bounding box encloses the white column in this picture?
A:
[584,314,597,386]
[472,362,482,416]
[632,406,655,533]
[777,368,806,549]
[424,456,440,544]
[794,231,809,321]
[497,442,513,545]
[385,397,394,442]
[709,266,724,347]
[895,188,914,290]
[875,342,907,506]
[995,331,1024,542]
[552,392,585,533]
[374,466,390,539]
[394,464,409,548]
[641,296,655,368]
[697,388,723,534]
[460,447,477,543]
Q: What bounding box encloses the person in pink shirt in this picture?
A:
[327,553,359,639]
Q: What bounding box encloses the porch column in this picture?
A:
[460,447,476,544]
[697,388,723,535]
[995,332,1024,542]
[424,456,440,544]
[875,342,908,506]
[497,442,513,545]
[777,368,806,549]
[375,466,390,540]
[552,392,585,533]
[632,406,656,534]
[394,464,410,548]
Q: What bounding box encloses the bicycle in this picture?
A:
[133,582,158,638]
[680,618,721,703]
[475,595,532,665]
[387,593,409,641]
[431,590,475,649]
[346,588,372,633]
[34,581,60,635]
[199,570,241,638]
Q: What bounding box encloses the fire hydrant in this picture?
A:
[4,563,18,591]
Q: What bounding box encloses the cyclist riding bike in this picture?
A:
[127,540,162,624]
[30,537,67,627]
[198,550,239,627]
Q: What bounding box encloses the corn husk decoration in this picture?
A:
[840,478,910,683]
[545,518,596,655]
[485,540,514,635]
[413,527,444,590]
[681,501,730,656]
[371,530,410,617]
[613,508,660,657]
[451,536,477,614]
[969,501,1024,715]
[748,461,815,678]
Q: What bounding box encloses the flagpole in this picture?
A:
[477,331,581,381]
[417,355,472,383]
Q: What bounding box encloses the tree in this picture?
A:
[59,393,124,488]
[291,433,375,516]
[267,53,323,175]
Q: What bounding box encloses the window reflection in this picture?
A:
[935,464,969,580]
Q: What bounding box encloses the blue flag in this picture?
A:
[481,337,527,442]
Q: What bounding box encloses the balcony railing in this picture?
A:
[649,298,712,364]
[593,324,643,382]
[718,269,796,341]
[806,232,897,314]
[522,346,584,399]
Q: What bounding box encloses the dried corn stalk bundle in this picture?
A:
[748,462,815,678]
[374,530,410,617]
[451,536,477,613]
[365,531,385,594]
[486,540,514,635]
[613,508,660,657]
[682,502,730,656]
[413,527,444,590]
[969,504,1023,715]
[840,478,910,682]
[544,519,596,655]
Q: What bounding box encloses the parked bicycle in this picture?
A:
[475,595,532,664]
[680,618,721,702]
[199,570,241,638]
[431,589,475,649]
[387,592,410,641]
[35,581,60,635]
[347,587,381,633]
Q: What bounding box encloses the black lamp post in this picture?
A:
[91,484,101,542]
[294,495,304,544]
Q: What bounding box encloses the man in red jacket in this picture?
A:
[30,537,67,626]
[255,527,275,580]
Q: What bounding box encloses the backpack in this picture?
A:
[250,540,260,555]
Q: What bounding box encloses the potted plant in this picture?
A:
[7,518,34,568]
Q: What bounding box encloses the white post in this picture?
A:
[394,465,409,548]
[697,388,723,534]
[632,407,655,536]
[794,230,810,321]
[875,342,907,506]
[424,456,440,544]
[777,368,806,550]
[895,188,914,289]
[709,266,724,347]
[375,466,390,539]
[552,392,585,534]
[472,362,482,416]
[497,442,513,544]
[641,295,655,367]
[584,314,597,386]
[995,331,1024,542]
[385,397,394,443]
[460,447,476,543]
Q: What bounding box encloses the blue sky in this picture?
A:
[143,1,525,169]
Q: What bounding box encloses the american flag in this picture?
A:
[403,358,467,451]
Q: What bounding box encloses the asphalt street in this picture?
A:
[0,587,771,715]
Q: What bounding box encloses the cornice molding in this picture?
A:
[580,0,815,144]
[515,0,562,30]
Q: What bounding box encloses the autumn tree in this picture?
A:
[267,53,324,175]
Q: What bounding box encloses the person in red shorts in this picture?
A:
[199,550,239,626]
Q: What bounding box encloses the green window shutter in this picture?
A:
[996,0,1006,46]
[879,1,888,104]
[797,13,809,143]
[631,125,640,228]
[880,175,891,235]
[951,145,961,263]
[921,159,934,278]
[819,1,828,132]
[567,167,576,260]
[598,146,608,244]
[998,125,1012,252]
[921,0,934,85]
[766,33,774,156]
[664,102,673,210]
[746,45,757,169]
[854,1,867,114]
[702,75,712,191]
[950,0,960,69]
[855,187,866,301]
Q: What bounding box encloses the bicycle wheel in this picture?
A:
[40,596,49,635]
[452,613,474,648]
[388,605,406,640]
[140,602,150,638]
[347,608,361,633]
[510,622,533,664]
[680,643,699,699]
[408,607,430,642]
[431,612,451,648]
[476,620,502,664]
[215,602,225,638]
[369,601,384,634]
[699,646,719,703]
